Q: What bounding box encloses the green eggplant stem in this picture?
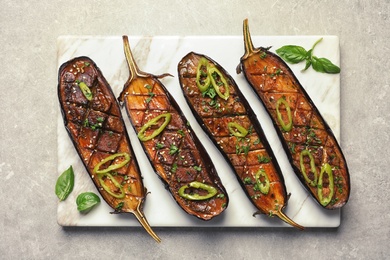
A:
[275,210,304,230]
[133,200,162,243]
[242,18,258,59]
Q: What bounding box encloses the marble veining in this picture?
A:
[57,35,341,227]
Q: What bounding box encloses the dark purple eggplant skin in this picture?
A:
[57,56,144,211]
[57,56,161,243]
[237,19,350,209]
[118,36,229,221]
[178,52,304,229]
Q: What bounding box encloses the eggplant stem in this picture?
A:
[242,19,258,59]
[133,200,161,243]
[119,35,172,102]
[122,35,150,81]
[276,210,304,230]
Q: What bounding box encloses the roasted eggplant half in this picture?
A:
[237,19,350,209]
[58,56,160,242]
[118,36,229,221]
[178,52,303,229]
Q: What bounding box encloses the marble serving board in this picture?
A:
[57,35,341,228]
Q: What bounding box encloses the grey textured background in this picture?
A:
[1,0,389,259]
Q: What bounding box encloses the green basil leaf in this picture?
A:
[302,59,312,72]
[276,45,307,64]
[55,166,75,201]
[311,56,325,73]
[76,192,101,214]
[315,57,341,74]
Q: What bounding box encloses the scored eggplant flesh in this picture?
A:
[58,56,160,242]
[237,19,350,209]
[178,52,303,229]
[118,36,229,221]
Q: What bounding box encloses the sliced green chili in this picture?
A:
[254,169,270,194]
[299,150,318,187]
[318,163,334,206]
[196,58,211,92]
[209,67,230,100]
[228,122,248,138]
[78,81,93,101]
[276,97,292,131]
[138,113,171,141]
[93,152,131,175]
[98,172,125,199]
[178,181,218,201]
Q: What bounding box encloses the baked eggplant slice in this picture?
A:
[118,36,229,221]
[178,52,303,229]
[58,56,160,242]
[237,19,350,209]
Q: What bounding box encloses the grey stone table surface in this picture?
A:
[1,0,389,259]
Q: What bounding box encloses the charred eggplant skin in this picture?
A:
[58,56,160,242]
[237,19,350,209]
[118,36,229,221]
[178,52,303,229]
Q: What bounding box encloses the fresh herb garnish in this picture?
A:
[55,166,75,201]
[193,165,202,172]
[177,129,185,137]
[257,155,271,163]
[171,163,178,173]
[115,202,124,211]
[76,192,100,214]
[243,177,252,184]
[156,142,165,149]
[216,194,225,199]
[169,144,179,155]
[276,38,340,74]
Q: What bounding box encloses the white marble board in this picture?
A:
[57,35,341,228]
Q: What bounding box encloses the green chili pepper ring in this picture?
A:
[78,81,93,101]
[196,58,211,92]
[98,172,125,199]
[299,150,318,187]
[93,152,131,175]
[228,122,248,138]
[276,97,292,132]
[318,163,334,206]
[255,169,270,194]
[209,67,230,100]
[178,181,218,201]
[138,113,172,141]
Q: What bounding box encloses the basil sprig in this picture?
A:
[76,192,101,214]
[276,38,340,74]
[55,166,75,201]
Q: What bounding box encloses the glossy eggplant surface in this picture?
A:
[118,36,229,221]
[58,56,160,242]
[237,19,350,209]
[178,52,303,229]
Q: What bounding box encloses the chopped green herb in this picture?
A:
[169,144,179,155]
[156,143,165,149]
[177,129,185,137]
[193,165,202,171]
[243,177,252,184]
[171,163,178,173]
[242,145,250,156]
[257,155,271,163]
[115,202,124,211]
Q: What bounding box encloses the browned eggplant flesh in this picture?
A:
[118,36,229,221]
[237,19,350,209]
[58,56,160,242]
[178,52,303,229]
